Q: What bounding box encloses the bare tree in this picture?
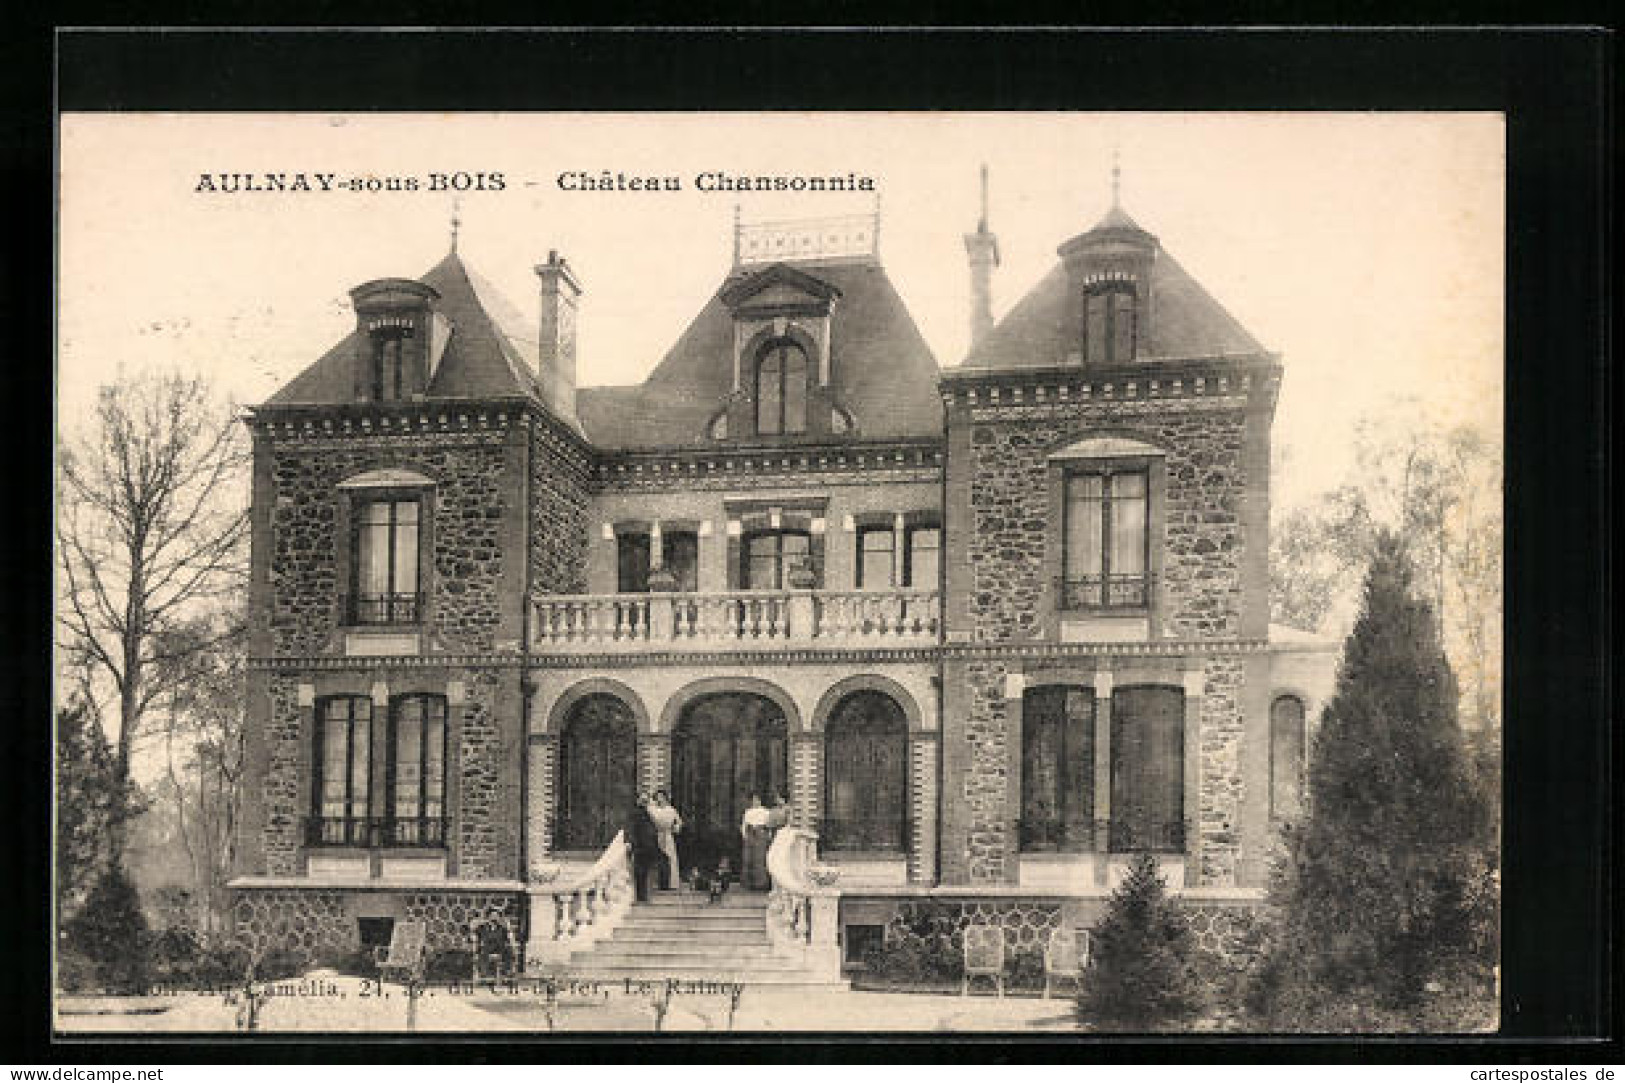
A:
[57,371,249,860]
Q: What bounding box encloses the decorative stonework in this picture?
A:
[909,736,940,884]
[402,890,524,954]
[526,736,557,861]
[883,899,1063,957]
[790,738,822,831]
[232,889,352,963]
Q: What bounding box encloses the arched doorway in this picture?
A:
[824,691,909,851]
[556,694,637,851]
[671,692,788,879]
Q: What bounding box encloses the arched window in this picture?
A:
[1082,281,1136,364]
[388,694,447,846]
[755,339,809,436]
[1270,695,1307,820]
[312,695,374,846]
[1110,685,1185,852]
[556,694,638,851]
[824,691,908,851]
[1020,686,1095,852]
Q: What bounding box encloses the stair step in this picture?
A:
[612,928,771,944]
[645,892,766,909]
[620,915,765,929]
[564,960,816,977]
[575,947,780,966]
[563,971,845,988]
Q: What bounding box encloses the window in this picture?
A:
[661,531,699,592]
[823,692,908,851]
[557,694,638,851]
[904,525,941,589]
[312,696,374,846]
[742,529,813,589]
[389,695,447,846]
[1109,686,1185,853]
[1270,695,1307,820]
[856,527,895,589]
[1020,686,1095,851]
[1083,282,1136,364]
[369,330,411,401]
[616,532,651,593]
[1062,469,1148,609]
[353,498,421,624]
[755,339,809,436]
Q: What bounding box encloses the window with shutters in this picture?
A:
[1020,686,1095,852]
[311,696,375,846]
[823,692,909,851]
[556,694,638,851]
[1270,694,1307,820]
[1109,685,1185,853]
[1082,281,1136,363]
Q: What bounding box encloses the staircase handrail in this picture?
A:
[765,827,840,971]
[523,830,633,972]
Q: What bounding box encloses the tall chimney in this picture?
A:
[963,164,1000,347]
[534,250,582,423]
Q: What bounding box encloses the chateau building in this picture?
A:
[231,183,1336,978]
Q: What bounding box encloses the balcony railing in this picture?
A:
[820,816,912,853]
[1059,574,1151,610]
[305,815,447,848]
[351,591,423,625]
[530,588,940,652]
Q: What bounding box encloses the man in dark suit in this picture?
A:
[627,790,660,902]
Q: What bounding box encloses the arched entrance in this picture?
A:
[556,693,638,851]
[670,692,789,880]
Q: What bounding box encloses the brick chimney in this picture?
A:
[534,250,582,423]
[962,164,1000,347]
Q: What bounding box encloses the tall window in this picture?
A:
[313,696,374,845]
[662,530,699,592]
[1110,686,1185,853]
[389,695,447,846]
[1083,282,1136,363]
[904,525,941,588]
[616,532,651,593]
[1270,695,1307,820]
[1062,469,1148,609]
[742,529,813,589]
[1020,686,1095,851]
[353,497,421,624]
[755,339,809,436]
[856,527,895,589]
[370,330,410,401]
[824,692,909,851]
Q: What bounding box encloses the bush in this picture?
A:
[860,936,962,987]
[1076,853,1206,1031]
[253,948,308,982]
[424,949,474,983]
[314,945,381,981]
[149,925,203,987]
[1006,949,1046,991]
[56,945,99,994]
[193,944,253,989]
[62,865,151,994]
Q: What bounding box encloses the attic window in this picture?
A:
[755,338,809,436]
[1082,281,1136,364]
[369,327,414,401]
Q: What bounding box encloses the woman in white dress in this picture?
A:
[648,789,683,891]
[740,795,773,891]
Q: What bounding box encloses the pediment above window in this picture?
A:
[337,467,437,489]
[1049,435,1166,461]
[719,263,841,316]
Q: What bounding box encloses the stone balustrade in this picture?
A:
[765,826,842,981]
[523,830,633,970]
[530,588,940,652]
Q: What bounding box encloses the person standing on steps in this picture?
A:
[627,790,661,903]
[767,793,790,833]
[740,794,773,891]
[648,789,683,891]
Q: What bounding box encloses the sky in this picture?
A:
[58,112,1504,509]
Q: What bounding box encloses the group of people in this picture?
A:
[626,790,791,903]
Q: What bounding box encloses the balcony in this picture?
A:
[530,588,941,653]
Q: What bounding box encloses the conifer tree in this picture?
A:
[1077,852,1206,1030]
[1254,532,1492,1016]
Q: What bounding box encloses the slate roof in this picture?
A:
[577,256,944,451]
[265,252,545,407]
[955,206,1267,373]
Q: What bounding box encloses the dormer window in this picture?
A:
[369,327,413,401]
[1083,280,1136,364]
[755,338,809,436]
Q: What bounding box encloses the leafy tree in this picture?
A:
[55,702,146,922]
[1252,533,1493,1022]
[56,371,249,861]
[62,864,152,994]
[1077,852,1206,1030]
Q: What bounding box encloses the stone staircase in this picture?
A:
[562,890,844,987]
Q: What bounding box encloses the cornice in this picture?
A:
[593,441,945,491]
[252,653,525,672]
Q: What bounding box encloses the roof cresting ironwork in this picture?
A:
[733,196,882,266]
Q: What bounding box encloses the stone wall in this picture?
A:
[267,434,517,655]
[530,423,592,597]
[231,887,526,965]
[1198,657,1246,885]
